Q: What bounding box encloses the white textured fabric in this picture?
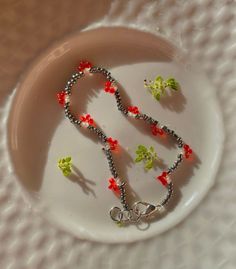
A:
[0,1,236,268]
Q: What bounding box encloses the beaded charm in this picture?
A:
[135,145,159,171]
[144,76,179,101]
[57,156,72,176]
[80,114,95,127]
[104,81,117,94]
[107,137,118,151]
[108,178,119,192]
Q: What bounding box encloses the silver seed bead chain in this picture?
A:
[61,64,188,224]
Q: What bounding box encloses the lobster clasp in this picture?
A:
[133,201,157,218]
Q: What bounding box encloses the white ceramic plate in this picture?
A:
[0,0,236,268]
[7,27,223,243]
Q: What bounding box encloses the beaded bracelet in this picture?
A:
[56,61,192,225]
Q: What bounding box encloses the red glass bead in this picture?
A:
[88,118,94,125]
[107,137,118,150]
[79,114,94,125]
[105,81,112,87]
[151,124,164,136]
[128,106,140,114]
[108,178,119,192]
[77,60,92,72]
[133,106,138,114]
[109,87,115,94]
[183,144,193,159]
[162,172,167,177]
[80,115,85,121]
[57,91,66,106]
[157,172,168,186]
[104,81,116,94]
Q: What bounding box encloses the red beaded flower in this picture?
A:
[57,91,66,106]
[151,124,164,136]
[108,178,119,192]
[77,60,92,72]
[157,172,169,186]
[79,114,94,126]
[104,81,116,94]
[183,144,193,159]
[107,137,118,150]
[128,106,140,115]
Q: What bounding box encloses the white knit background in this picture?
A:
[0,0,236,268]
